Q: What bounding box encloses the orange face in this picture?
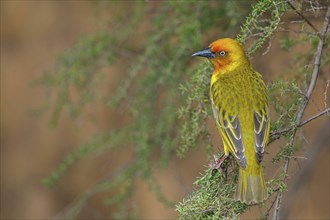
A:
[192,38,248,73]
[209,38,247,71]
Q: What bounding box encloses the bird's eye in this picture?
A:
[218,51,226,56]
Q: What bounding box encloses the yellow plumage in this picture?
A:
[192,38,270,204]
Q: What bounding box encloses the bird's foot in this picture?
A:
[209,154,228,173]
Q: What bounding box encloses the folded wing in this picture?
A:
[253,107,270,164]
[211,101,246,168]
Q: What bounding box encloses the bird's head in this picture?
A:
[192,38,249,73]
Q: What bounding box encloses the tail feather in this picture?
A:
[235,167,267,204]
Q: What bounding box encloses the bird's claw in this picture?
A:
[209,154,228,173]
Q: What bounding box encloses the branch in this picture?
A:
[280,124,329,218]
[299,108,330,127]
[272,6,330,219]
[270,108,330,141]
[287,1,322,39]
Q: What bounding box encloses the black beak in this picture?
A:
[191,47,214,58]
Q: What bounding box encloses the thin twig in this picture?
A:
[299,108,330,127]
[262,36,274,55]
[270,108,330,138]
[277,27,318,35]
[306,6,329,12]
[263,197,277,220]
[200,206,216,216]
[272,6,330,220]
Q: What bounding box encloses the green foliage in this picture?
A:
[236,0,289,56]
[176,166,248,220]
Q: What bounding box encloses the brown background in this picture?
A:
[1,1,329,219]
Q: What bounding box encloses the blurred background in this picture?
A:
[1,1,329,219]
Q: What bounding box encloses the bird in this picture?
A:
[192,38,270,204]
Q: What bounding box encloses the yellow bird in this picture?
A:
[192,38,270,204]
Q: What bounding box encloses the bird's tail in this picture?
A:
[234,167,267,204]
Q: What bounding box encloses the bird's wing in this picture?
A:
[253,106,270,164]
[211,101,246,168]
